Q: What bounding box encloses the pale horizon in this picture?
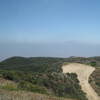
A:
[0,0,100,59]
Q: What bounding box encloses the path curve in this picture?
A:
[62,63,100,100]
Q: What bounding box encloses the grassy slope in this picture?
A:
[0,89,76,100]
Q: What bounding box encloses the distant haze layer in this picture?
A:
[0,42,100,61]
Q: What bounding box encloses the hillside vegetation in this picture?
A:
[0,70,87,100]
[0,56,100,72]
[0,56,100,100]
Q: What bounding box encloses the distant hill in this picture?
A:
[0,57,64,72]
[0,56,100,72]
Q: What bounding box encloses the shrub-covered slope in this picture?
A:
[0,57,64,72]
[0,71,87,100]
[0,56,100,72]
[0,56,100,100]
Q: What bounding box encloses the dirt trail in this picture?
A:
[62,63,100,100]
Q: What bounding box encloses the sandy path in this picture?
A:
[62,63,100,100]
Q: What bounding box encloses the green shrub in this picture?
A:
[90,61,96,66]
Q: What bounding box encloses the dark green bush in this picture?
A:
[90,61,97,66]
[2,71,22,82]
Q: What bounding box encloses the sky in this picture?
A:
[0,0,100,60]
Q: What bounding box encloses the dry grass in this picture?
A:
[0,78,17,87]
[0,89,75,100]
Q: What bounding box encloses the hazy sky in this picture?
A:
[0,0,100,60]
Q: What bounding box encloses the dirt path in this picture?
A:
[62,63,100,100]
